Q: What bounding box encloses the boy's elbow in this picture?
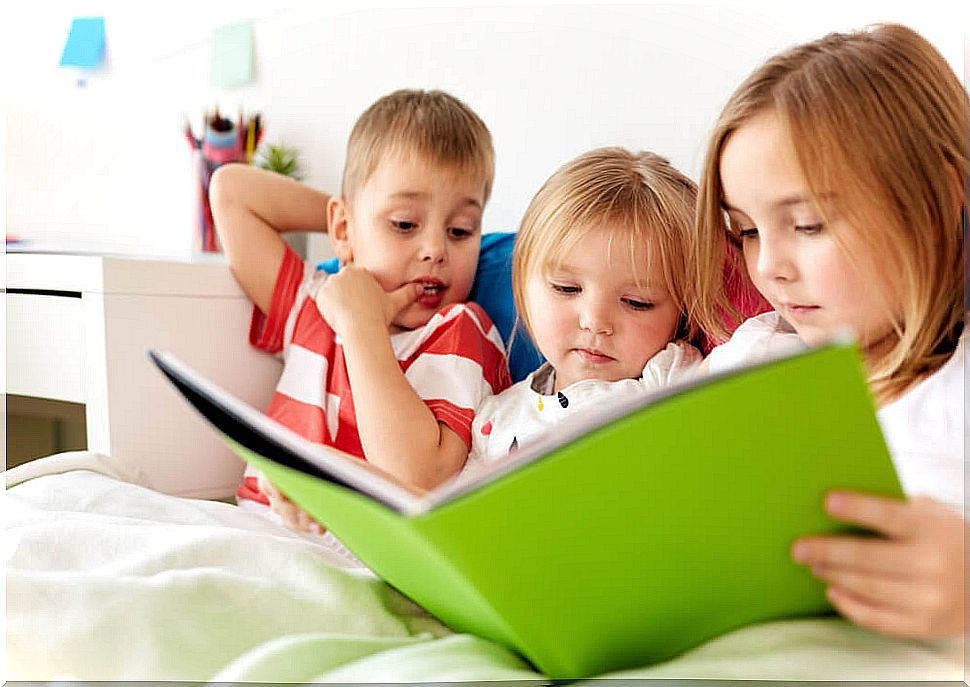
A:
[401,452,465,492]
[395,464,442,493]
[209,163,249,208]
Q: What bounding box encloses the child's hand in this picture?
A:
[315,265,421,336]
[793,491,965,639]
[257,472,326,535]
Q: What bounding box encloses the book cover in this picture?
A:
[149,342,902,678]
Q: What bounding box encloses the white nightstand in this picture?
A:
[5,252,283,498]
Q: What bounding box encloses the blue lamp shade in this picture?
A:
[317,232,544,383]
[59,17,106,68]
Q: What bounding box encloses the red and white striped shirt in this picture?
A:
[238,245,512,504]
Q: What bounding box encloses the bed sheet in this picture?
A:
[4,452,963,682]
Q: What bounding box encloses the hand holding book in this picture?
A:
[257,471,327,535]
[793,491,965,638]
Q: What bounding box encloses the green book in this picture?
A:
[148,342,902,678]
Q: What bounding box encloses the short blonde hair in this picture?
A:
[341,89,494,203]
[693,23,968,402]
[513,147,698,344]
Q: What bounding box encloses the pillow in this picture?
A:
[316,231,544,382]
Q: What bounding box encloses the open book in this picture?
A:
[149,342,901,678]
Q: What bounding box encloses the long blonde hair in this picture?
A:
[693,23,968,402]
[513,147,698,346]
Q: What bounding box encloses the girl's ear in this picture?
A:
[327,196,353,263]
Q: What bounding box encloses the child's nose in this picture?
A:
[754,233,795,282]
[579,301,613,335]
[419,230,447,263]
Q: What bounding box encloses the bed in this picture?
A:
[5,237,964,681]
[6,453,964,681]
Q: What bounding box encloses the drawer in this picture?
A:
[6,292,85,403]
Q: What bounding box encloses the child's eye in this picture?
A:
[391,220,417,232]
[795,223,823,235]
[623,298,655,311]
[550,283,580,295]
[738,228,758,240]
[448,227,473,239]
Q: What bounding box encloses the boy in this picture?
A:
[210,90,511,533]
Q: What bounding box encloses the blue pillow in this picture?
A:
[316,231,544,382]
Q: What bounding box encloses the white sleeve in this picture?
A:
[704,312,804,375]
[640,341,704,389]
[464,393,500,475]
[469,395,493,456]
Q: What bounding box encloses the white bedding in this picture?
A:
[5,452,964,682]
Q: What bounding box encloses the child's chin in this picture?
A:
[790,325,830,347]
[391,308,437,332]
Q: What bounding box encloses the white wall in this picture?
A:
[4,2,966,261]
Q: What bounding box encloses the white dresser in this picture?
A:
[5,252,283,498]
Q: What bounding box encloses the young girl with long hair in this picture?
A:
[693,23,966,639]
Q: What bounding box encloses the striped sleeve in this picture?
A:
[249,244,310,354]
[403,303,512,449]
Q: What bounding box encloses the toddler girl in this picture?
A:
[692,24,966,640]
[469,147,702,464]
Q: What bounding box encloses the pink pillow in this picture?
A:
[699,247,771,354]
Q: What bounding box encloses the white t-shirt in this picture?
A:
[706,311,965,512]
[467,341,703,467]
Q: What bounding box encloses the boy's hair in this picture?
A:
[341,89,495,203]
[693,23,969,402]
[512,147,699,345]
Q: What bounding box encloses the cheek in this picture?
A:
[527,302,571,349]
[821,257,897,331]
[807,245,870,310]
[528,307,556,341]
[741,246,767,290]
[455,252,479,287]
[627,308,681,354]
[810,246,849,285]
[346,236,386,270]
[357,249,408,291]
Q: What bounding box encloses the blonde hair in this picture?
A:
[693,23,968,403]
[341,89,495,203]
[513,147,699,345]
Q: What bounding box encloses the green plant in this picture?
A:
[256,143,304,180]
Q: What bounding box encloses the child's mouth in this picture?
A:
[575,348,615,364]
[414,279,445,308]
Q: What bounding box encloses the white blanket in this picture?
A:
[5,453,963,681]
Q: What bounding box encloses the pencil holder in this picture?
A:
[186,112,262,254]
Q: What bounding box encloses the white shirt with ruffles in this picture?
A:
[466,341,703,468]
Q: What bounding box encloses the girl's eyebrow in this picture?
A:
[550,267,664,293]
[623,283,666,294]
[722,194,829,214]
